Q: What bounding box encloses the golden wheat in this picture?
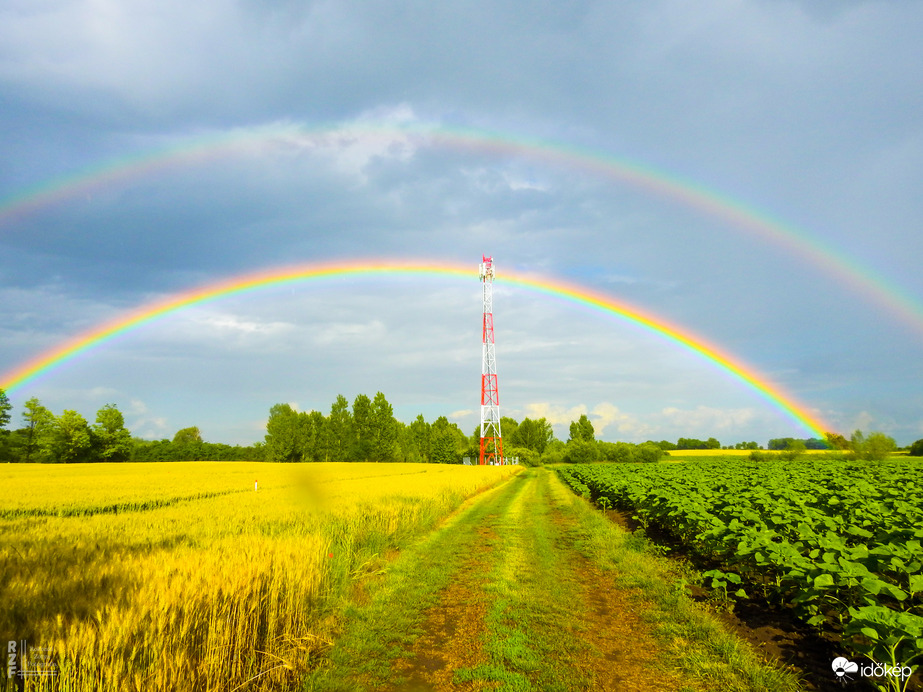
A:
[0,462,520,691]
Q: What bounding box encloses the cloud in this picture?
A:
[659,406,758,435]
[87,386,119,400]
[449,409,475,422]
[1,1,921,446]
[199,314,292,334]
[127,398,148,415]
[123,398,169,439]
[522,402,586,428]
[311,319,387,347]
[589,402,651,438]
[133,417,170,440]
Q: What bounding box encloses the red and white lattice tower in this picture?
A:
[479,255,503,465]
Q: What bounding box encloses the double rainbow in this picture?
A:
[0,259,830,439]
[2,121,921,338]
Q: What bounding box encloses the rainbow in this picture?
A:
[0,259,830,438]
[1,121,921,338]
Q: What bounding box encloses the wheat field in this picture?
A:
[0,461,521,691]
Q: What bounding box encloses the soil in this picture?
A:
[547,503,687,692]
[388,524,498,692]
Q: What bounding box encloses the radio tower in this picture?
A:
[479,255,503,465]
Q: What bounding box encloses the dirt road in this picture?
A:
[309,468,801,692]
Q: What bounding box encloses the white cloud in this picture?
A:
[311,319,387,346]
[199,314,295,335]
[131,415,169,440]
[523,402,587,428]
[127,398,148,415]
[261,107,425,182]
[449,409,475,422]
[589,402,652,438]
[659,406,757,433]
[87,386,119,399]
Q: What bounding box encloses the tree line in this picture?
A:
[0,395,134,463]
[1,387,917,464]
[0,391,260,463]
[261,392,559,465]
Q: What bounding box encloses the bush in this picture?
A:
[597,441,634,462]
[540,449,566,465]
[908,439,923,457]
[505,446,540,467]
[855,432,897,461]
[564,439,599,464]
[636,442,664,463]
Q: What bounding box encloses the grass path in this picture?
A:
[305,468,805,692]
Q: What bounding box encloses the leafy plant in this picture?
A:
[556,458,923,675]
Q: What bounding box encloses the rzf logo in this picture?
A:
[6,641,17,679]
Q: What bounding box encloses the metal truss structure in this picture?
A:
[479,255,504,465]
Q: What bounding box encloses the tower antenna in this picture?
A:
[479,255,503,465]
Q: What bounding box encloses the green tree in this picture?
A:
[0,388,10,429]
[299,410,326,461]
[409,414,431,463]
[173,427,203,445]
[351,394,374,461]
[598,440,634,462]
[370,392,398,462]
[0,388,11,461]
[430,416,466,464]
[564,439,598,463]
[849,430,865,454]
[500,416,519,444]
[540,439,567,464]
[568,414,595,443]
[327,395,353,462]
[636,442,665,463]
[824,432,850,450]
[510,417,554,454]
[21,397,54,462]
[92,404,133,462]
[909,439,923,457]
[265,404,301,462]
[49,410,92,463]
[858,431,897,462]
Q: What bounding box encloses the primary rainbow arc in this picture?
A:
[0,259,830,439]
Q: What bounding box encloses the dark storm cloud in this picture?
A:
[1,0,921,444]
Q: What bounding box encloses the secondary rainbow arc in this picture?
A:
[0,259,829,439]
[1,122,921,339]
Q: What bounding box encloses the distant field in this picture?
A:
[0,462,521,691]
[665,448,830,457]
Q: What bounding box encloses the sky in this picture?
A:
[1,0,921,447]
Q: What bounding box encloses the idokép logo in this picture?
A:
[832,657,914,685]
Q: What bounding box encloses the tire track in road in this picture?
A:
[381,469,686,691]
[389,523,499,692]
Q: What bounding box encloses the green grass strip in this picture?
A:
[304,472,528,691]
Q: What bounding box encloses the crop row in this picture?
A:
[557,459,923,687]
